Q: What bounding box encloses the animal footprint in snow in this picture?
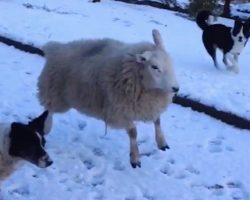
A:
[230,191,248,200]
[78,121,86,130]
[207,184,224,196]
[125,198,135,200]
[9,187,30,197]
[59,118,69,125]
[174,170,188,180]
[32,174,39,178]
[91,176,105,187]
[226,181,249,200]
[95,195,104,200]
[73,174,85,184]
[112,17,120,22]
[59,178,69,184]
[167,158,175,165]
[226,146,234,152]
[83,159,95,170]
[185,166,200,175]
[71,136,81,143]
[148,20,165,26]
[2,110,11,116]
[112,17,132,26]
[160,164,174,176]
[137,138,147,145]
[140,149,157,157]
[93,148,104,157]
[227,181,242,189]
[143,193,155,200]
[123,21,132,27]
[208,139,222,153]
[113,160,125,171]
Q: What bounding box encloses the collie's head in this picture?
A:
[8,111,53,168]
[231,19,250,44]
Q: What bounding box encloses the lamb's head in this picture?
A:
[136,29,179,94]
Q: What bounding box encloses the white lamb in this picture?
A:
[38,29,179,168]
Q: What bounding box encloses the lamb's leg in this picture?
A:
[154,117,169,151]
[127,127,141,168]
[44,111,53,135]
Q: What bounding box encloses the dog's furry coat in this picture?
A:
[196,10,250,73]
[0,124,19,181]
[0,112,52,182]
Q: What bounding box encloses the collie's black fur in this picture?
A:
[196,10,250,73]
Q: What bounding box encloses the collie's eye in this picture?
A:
[151,65,159,70]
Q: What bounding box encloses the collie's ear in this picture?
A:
[244,19,250,37]
[10,122,21,138]
[28,111,49,135]
[152,29,165,50]
[245,19,250,27]
[234,19,242,28]
[232,20,242,36]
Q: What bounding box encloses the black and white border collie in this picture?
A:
[196,10,250,73]
[0,111,52,181]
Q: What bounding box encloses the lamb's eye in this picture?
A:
[151,65,159,70]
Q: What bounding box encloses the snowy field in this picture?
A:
[0,1,250,200]
[231,3,250,19]
[0,43,250,200]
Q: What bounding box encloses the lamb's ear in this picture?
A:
[136,51,152,63]
[28,111,49,135]
[152,29,164,49]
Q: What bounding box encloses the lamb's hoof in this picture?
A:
[130,161,141,168]
[160,145,170,151]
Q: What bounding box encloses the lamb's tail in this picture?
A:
[196,10,213,30]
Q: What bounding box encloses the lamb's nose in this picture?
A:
[172,87,179,93]
[239,36,243,42]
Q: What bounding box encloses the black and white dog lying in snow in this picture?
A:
[196,10,250,73]
[0,111,53,181]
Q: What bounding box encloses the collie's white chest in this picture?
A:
[230,42,245,55]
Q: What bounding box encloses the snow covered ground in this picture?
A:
[231,3,250,19]
[0,43,250,200]
[0,1,250,200]
[0,0,250,120]
[143,0,188,9]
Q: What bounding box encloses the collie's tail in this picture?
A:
[196,10,213,30]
